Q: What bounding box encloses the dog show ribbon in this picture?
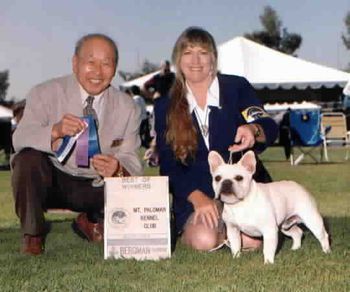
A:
[55,123,87,163]
[55,116,100,165]
[76,115,100,167]
[75,119,90,166]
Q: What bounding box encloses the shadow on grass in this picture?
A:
[1,216,348,257]
[0,216,349,292]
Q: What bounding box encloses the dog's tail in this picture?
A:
[281,215,301,230]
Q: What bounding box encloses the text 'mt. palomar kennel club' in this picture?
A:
[104,176,171,260]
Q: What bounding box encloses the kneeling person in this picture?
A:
[11,33,142,255]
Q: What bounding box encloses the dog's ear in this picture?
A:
[238,151,256,174]
[208,151,225,173]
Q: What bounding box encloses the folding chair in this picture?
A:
[289,109,327,165]
[321,112,350,160]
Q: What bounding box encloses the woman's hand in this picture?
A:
[188,190,219,229]
[91,154,120,177]
[229,124,264,152]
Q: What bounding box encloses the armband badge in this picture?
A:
[241,106,270,123]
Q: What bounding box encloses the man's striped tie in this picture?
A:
[83,95,99,129]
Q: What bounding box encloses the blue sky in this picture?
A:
[1,0,349,100]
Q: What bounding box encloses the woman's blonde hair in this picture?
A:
[166,27,218,162]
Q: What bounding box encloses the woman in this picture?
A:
[154,27,278,251]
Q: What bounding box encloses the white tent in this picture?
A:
[121,71,160,89]
[0,105,12,119]
[264,101,320,111]
[122,37,350,91]
[218,37,350,90]
[343,79,350,95]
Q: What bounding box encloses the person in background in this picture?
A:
[129,85,151,148]
[11,100,26,131]
[144,60,175,100]
[154,27,278,251]
[11,33,142,255]
[9,100,26,154]
[143,60,175,166]
[279,109,292,160]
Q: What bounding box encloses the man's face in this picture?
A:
[73,37,116,96]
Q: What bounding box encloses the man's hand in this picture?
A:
[51,114,86,141]
[91,154,120,177]
[188,190,219,229]
[51,114,86,151]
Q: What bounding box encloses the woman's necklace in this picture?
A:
[194,107,209,137]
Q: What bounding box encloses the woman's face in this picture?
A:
[179,44,214,85]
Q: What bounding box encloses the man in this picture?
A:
[11,33,142,255]
[142,61,175,165]
[143,60,175,99]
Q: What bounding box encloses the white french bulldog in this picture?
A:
[208,150,330,264]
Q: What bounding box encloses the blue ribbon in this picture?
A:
[55,135,75,163]
[86,115,100,158]
[55,115,100,164]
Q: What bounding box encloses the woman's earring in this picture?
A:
[210,67,214,76]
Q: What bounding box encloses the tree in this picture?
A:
[342,11,350,50]
[342,12,350,71]
[0,70,10,102]
[118,59,158,81]
[245,6,302,56]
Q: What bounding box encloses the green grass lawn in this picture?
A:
[0,147,349,291]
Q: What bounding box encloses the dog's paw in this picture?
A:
[264,258,274,264]
[291,244,301,250]
[321,238,331,254]
[323,246,331,254]
[232,251,241,258]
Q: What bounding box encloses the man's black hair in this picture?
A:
[130,85,141,95]
[74,33,119,65]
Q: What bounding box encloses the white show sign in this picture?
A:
[104,176,170,260]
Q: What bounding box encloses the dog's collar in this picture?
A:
[221,198,243,206]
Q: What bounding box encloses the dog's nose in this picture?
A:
[220,179,233,194]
